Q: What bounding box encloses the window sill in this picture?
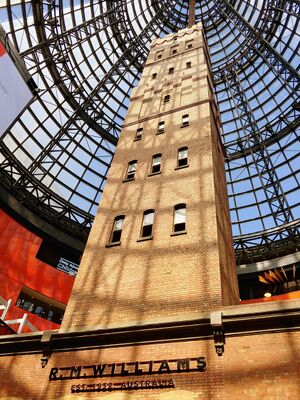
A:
[137,236,153,242]
[181,125,189,128]
[105,241,121,248]
[134,137,142,142]
[148,171,161,177]
[123,177,135,183]
[156,131,165,135]
[171,230,187,237]
[175,164,189,170]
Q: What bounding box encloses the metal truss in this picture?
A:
[224,68,293,227]
[223,67,299,262]
[29,1,126,143]
[0,144,93,240]
[225,110,300,160]
[234,219,300,265]
[21,0,172,180]
[201,0,300,155]
[194,0,300,262]
[0,0,176,240]
[0,0,299,264]
[207,1,299,83]
[27,0,173,143]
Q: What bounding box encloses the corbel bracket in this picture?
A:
[40,330,53,368]
[210,311,225,356]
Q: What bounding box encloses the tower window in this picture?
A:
[110,216,125,244]
[140,210,154,238]
[152,72,157,79]
[177,147,188,167]
[135,127,143,140]
[170,45,178,55]
[163,94,170,104]
[186,62,192,69]
[156,51,163,60]
[126,160,137,180]
[157,121,165,134]
[151,154,162,174]
[173,204,186,233]
[182,114,189,127]
[169,67,174,75]
[186,40,193,49]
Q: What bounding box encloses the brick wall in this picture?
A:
[0,330,299,399]
[61,24,239,331]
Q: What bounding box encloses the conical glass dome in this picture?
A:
[0,0,299,264]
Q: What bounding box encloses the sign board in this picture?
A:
[49,356,207,393]
[36,239,80,276]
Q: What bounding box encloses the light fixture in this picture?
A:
[264,292,272,298]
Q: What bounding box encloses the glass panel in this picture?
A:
[114,218,124,231]
[175,208,186,224]
[179,149,188,159]
[144,212,154,225]
[128,162,137,172]
[182,115,189,123]
[157,121,165,133]
[152,155,161,165]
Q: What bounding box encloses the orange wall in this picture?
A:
[0,209,75,332]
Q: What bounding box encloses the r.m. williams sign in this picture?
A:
[49,356,206,393]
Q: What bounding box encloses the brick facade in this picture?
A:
[1,24,298,400]
[61,23,239,332]
[0,328,299,399]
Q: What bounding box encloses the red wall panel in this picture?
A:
[0,209,75,332]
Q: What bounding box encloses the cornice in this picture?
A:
[0,300,300,358]
[122,97,211,129]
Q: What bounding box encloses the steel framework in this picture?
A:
[0,0,299,264]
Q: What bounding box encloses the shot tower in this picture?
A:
[61,23,239,331]
[1,17,300,400]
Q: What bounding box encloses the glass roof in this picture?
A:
[0,0,299,264]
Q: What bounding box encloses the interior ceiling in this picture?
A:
[0,0,299,264]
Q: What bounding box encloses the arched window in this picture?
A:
[110,215,125,243]
[170,45,178,55]
[151,154,162,174]
[135,127,143,140]
[156,51,163,60]
[186,40,193,49]
[182,114,189,127]
[173,204,186,233]
[141,210,155,238]
[163,94,171,103]
[126,160,137,180]
[177,147,188,167]
[157,121,165,134]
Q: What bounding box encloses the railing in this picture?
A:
[0,295,38,334]
[0,296,11,320]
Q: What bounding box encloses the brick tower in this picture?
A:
[61,23,239,331]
